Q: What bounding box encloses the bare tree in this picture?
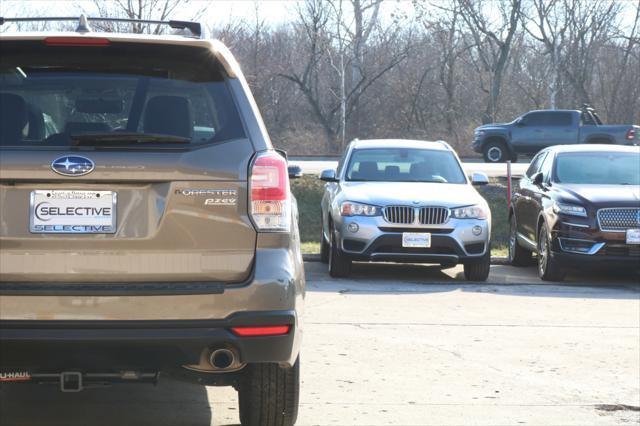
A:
[457,0,522,123]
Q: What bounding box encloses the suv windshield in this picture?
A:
[0,41,245,148]
[345,148,467,184]
[554,151,640,185]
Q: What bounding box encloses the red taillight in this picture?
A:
[44,37,111,46]
[230,325,291,337]
[626,128,636,141]
[249,151,290,231]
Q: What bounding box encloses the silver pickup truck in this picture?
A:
[472,108,639,162]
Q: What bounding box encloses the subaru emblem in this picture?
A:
[51,156,95,176]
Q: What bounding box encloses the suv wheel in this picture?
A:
[320,221,330,264]
[238,358,300,426]
[329,226,351,277]
[483,140,509,163]
[463,251,490,281]
[509,215,532,266]
[537,223,565,281]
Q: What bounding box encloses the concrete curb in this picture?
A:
[302,253,511,265]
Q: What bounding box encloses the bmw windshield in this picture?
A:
[345,148,467,184]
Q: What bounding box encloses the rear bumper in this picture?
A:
[0,310,299,370]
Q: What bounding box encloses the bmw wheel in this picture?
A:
[328,225,351,278]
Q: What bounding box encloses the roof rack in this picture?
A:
[0,15,203,38]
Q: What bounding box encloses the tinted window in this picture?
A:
[345,148,467,184]
[526,152,547,178]
[524,112,547,126]
[547,112,572,126]
[539,152,555,181]
[0,41,245,148]
[554,151,640,185]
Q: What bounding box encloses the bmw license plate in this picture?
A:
[30,190,116,233]
[402,232,431,248]
[626,229,640,245]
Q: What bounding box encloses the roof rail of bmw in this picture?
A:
[0,15,205,39]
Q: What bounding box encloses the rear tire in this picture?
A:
[320,222,330,264]
[537,223,565,282]
[509,214,532,266]
[238,358,300,426]
[483,140,509,163]
[329,226,351,278]
[463,250,490,281]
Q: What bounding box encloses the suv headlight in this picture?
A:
[451,205,488,220]
[552,202,587,217]
[340,202,378,216]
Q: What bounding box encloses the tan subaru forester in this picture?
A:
[0,16,304,426]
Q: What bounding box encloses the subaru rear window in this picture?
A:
[0,40,246,148]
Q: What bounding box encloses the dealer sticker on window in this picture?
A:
[626,229,640,245]
[30,190,117,234]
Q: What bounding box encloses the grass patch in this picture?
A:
[291,175,511,257]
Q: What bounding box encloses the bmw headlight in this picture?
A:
[451,205,488,220]
[340,202,378,216]
[552,202,587,217]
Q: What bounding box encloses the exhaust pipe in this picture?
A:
[209,348,236,370]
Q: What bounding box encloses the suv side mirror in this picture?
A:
[532,172,544,186]
[288,165,303,179]
[275,149,288,161]
[471,172,489,186]
[320,169,338,182]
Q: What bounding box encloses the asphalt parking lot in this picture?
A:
[1,262,639,426]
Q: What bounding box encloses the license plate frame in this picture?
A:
[626,229,640,245]
[402,232,431,248]
[30,190,117,234]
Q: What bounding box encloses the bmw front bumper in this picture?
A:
[335,215,490,264]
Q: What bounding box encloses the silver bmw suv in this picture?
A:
[320,139,492,281]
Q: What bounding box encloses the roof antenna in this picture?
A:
[76,14,91,33]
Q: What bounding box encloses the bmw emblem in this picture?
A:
[51,156,95,176]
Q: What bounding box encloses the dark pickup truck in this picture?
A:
[472,108,639,162]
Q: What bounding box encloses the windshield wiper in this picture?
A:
[70,132,190,145]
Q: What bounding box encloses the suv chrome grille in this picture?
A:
[384,206,415,224]
[419,207,449,225]
[597,208,640,232]
[383,206,449,225]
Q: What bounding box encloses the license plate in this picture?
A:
[626,229,640,245]
[402,232,431,248]
[30,190,116,233]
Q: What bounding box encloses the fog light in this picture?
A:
[472,225,482,236]
[347,222,359,233]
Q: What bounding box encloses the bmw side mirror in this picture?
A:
[471,172,489,186]
[275,149,288,161]
[288,165,303,179]
[532,172,544,186]
[320,169,337,182]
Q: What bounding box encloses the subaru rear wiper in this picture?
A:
[70,132,191,145]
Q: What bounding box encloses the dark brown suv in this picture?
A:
[508,144,640,281]
[0,16,303,426]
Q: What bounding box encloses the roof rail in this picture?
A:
[0,15,203,38]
